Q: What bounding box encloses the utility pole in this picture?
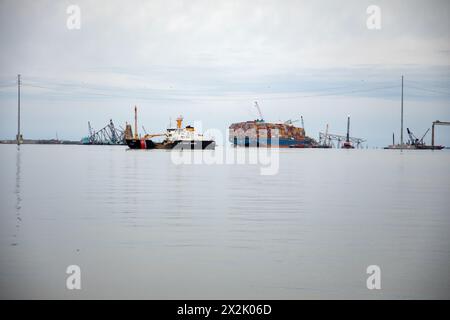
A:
[17,74,21,145]
[400,75,404,147]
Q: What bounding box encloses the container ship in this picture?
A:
[229,120,317,147]
[229,102,316,148]
[125,107,215,150]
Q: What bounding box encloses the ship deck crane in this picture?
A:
[254,101,264,121]
[301,116,305,134]
[407,128,430,146]
[284,116,305,130]
[419,129,430,143]
[284,119,299,125]
[406,128,416,145]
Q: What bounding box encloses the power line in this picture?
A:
[0,84,16,88]
[17,82,402,101]
[262,85,400,100]
[404,85,450,96]
[22,83,56,90]
[405,79,450,91]
[4,76,431,102]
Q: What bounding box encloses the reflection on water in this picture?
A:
[11,146,21,246]
[0,145,449,299]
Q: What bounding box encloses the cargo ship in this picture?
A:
[125,107,215,150]
[229,103,316,148]
[229,120,316,147]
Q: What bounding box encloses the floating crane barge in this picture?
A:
[385,76,445,150]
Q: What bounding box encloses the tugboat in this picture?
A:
[125,107,215,150]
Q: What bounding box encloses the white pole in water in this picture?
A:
[17,74,21,145]
[400,75,404,148]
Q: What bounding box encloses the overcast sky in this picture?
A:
[0,0,449,146]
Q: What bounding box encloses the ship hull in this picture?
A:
[231,137,315,148]
[384,145,445,150]
[126,139,215,150]
[415,145,445,150]
[290,144,332,149]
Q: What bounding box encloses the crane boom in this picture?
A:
[419,128,430,143]
[284,119,300,125]
[406,128,416,144]
[254,101,264,121]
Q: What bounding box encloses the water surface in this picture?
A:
[0,145,449,299]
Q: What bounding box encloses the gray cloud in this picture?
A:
[0,0,449,146]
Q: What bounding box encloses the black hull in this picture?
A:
[126,139,215,150]
[126,139,156,149]
[415,145,445,150]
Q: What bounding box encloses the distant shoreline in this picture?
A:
[0,139,81,145]
[1,140,448,149]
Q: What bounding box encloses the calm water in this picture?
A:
[0,144,449,299]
